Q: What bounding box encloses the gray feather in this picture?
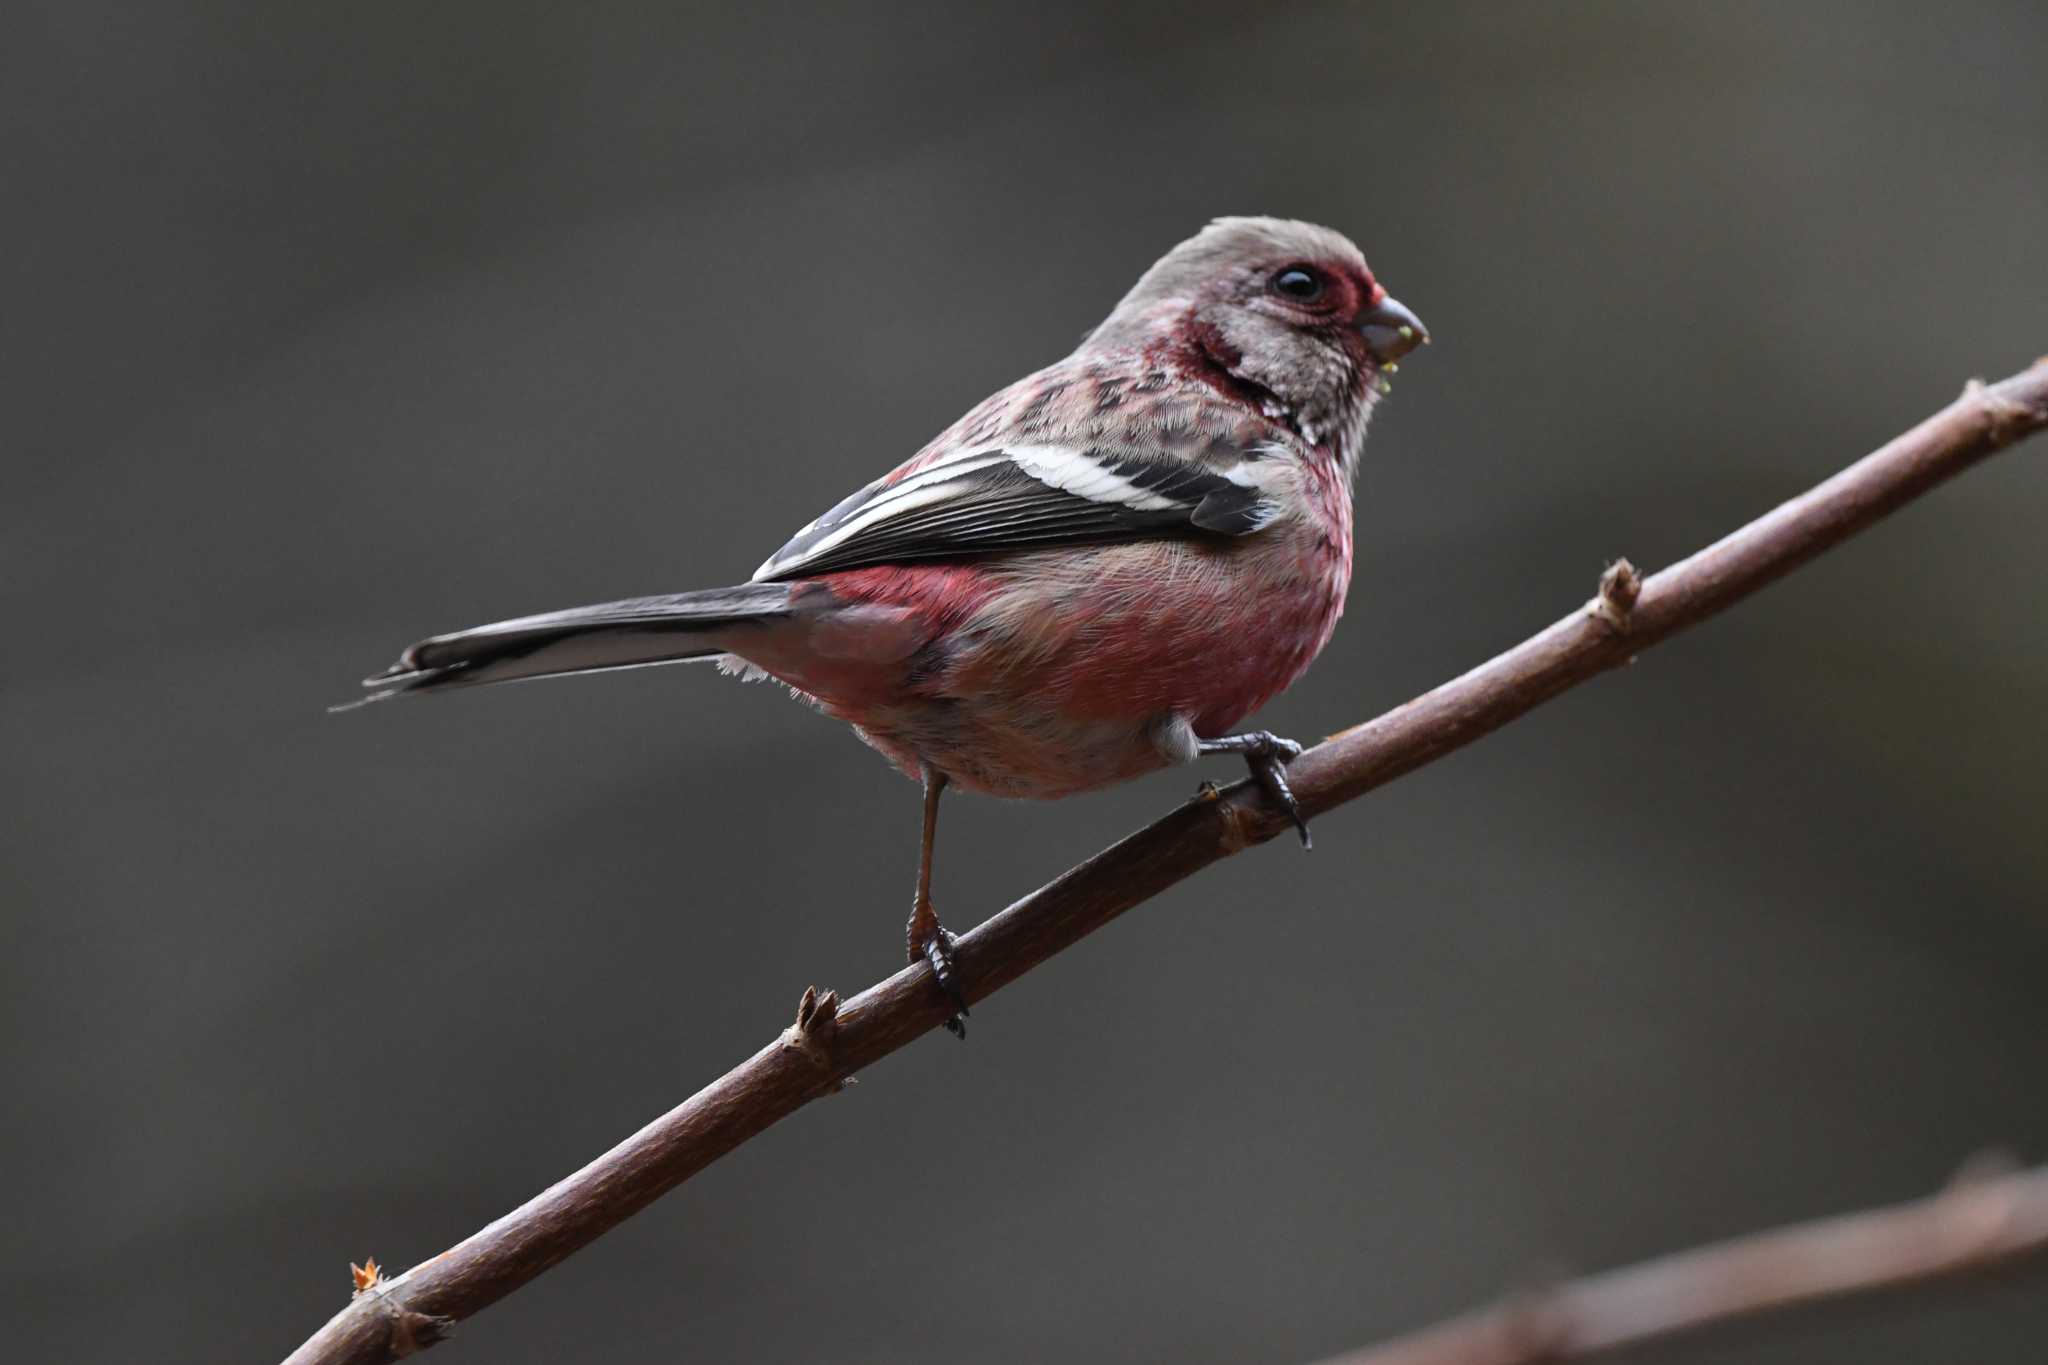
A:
[340,583,792,708]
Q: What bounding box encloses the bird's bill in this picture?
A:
[1358,296,1429,364]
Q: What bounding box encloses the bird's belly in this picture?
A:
[851,702,1168,800]
[849,537,1349,799]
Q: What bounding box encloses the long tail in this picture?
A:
[339,583,793,709]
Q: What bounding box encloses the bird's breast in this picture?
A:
[895,525,1350,796]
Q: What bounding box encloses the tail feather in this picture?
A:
[340,583,793,709]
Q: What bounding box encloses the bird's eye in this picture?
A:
[1270,266,1324,301]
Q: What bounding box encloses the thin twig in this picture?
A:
[1314,1158,2048,1365]
[283,361,2048,1365]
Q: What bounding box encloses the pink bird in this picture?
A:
[349,217,1427,1036]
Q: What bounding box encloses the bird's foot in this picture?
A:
[909,921,970,1040]
[925,928,969,1039]
[1198,731,1311,848]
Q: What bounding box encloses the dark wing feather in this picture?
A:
[752,446,1278,581]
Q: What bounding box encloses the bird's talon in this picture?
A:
[1199,730,1312,849]
[921,926,970,1039]
[1253,757,1312,850]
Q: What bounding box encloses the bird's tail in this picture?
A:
[338,583,793,710]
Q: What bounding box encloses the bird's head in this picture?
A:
[1086,216,1426,457]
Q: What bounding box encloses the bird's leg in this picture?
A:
[1198,731,1312,848]
[904,769,968,1039]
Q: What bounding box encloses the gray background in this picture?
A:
[5,2,2046,1361]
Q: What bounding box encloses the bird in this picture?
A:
[346,217,1426,1037]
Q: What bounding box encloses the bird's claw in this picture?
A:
[1199,730,1311,848]
[921,926,969,1039]
[1249,745,1312,849]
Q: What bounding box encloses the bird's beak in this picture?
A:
[1358,295,1429,365]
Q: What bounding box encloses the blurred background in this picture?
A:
[4,2,2046,1360]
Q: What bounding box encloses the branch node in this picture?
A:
[781,985,842,1075]
[382,1304,454,1359]
[1212,792,1257,854]
[1588,557,1641,634]
[345,1275,457,1360]
[1963,376,2044,445]
[1949,1148,2022,1188]
[1492,1279,1575,1361]
[1936,1151,2028,1262]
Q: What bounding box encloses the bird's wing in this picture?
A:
[751,443,1284,582]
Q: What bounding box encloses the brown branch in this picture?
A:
[1314,1158,2048,1365]
[283,360,2048,1365]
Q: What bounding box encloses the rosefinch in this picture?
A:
[348,217,1426,1036]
